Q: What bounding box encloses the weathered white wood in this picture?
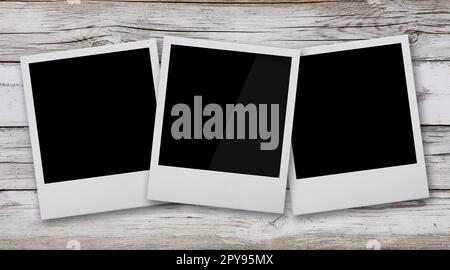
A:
[0,64,27,127]
[1,126,450,190]
[0,1,449,62]
[422,126,450,190]
[1,0,450,250]
[416,62,450,125]
[422,126,450,156]
[0,190,448,249]
[0,128,30,164]
[1,60,450,126]
[0,163,34,190]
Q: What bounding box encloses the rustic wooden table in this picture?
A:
[1,0,449,249]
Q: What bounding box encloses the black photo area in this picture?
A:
[29,49,156,184]
[158,45,292,177]
[292,43,417,179]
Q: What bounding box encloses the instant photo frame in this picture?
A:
[21,40,161,219]
[148,36,300,213]
[289,35,429,215]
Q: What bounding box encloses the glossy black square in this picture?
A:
[292,43,417,179]
[158,45,292,177]
[29,48,156,184]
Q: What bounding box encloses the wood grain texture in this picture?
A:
[1,125,450,190]
[0,190,449,249]
[0,0,341,2]
[0,1,449,62]
[1,0,450,249]
[2,61,449,126]
[0,0,340,2]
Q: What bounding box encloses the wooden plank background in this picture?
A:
[1,0,450,249]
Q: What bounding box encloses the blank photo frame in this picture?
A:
[21,40,161,219]
[148,36,300,213]
[289,35,429,215]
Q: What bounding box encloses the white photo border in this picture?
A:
[147,36,300,214]
[289,35,429,215]
[20,40,162,219]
